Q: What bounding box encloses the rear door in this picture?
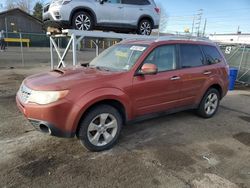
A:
[177,44,209,106]
[97,0,124,24]
[121,0,151,26]
[132,44,182,116]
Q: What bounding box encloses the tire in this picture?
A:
[196,88,220,118]
[137,19,152,35]
[78,105,122,152]
[72,11,94,31]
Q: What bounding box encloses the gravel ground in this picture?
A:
[0,48,250,188]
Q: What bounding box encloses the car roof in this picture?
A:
[121,36,217,47]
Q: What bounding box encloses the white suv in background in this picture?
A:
[43,0,160,35]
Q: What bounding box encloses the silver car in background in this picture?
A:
[43,0,160,35]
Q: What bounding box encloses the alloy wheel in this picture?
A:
[140,21,152,35]
[75,14,91,30]
[204,93,218,115]
[87,113,118,147]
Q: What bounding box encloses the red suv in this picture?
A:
[16,38,229,151]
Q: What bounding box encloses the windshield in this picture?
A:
[89,44,148,72]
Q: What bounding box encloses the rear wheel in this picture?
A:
[197,88,220,118]
[137,19,152,35]
[78,105,122,152]
[72,11,93,31]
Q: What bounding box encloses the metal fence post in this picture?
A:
[19,32,24,66]
[72,34,77,66]
[237,45,246,79]
[50,37,54,70]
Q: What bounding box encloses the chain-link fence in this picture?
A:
[1,32,250,84]
[220,44,250,84]
[0,31,121,68]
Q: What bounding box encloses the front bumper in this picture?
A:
[29,118,75,138]
[43,4,71,28]
[16,96,77,138]
[43,20,71,29]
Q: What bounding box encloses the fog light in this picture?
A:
[53,12,61,19]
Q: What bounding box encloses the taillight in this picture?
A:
[155,7,160,14]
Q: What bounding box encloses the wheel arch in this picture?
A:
[75,99,127,137]
[70,7,97,26]
[208,84,223,99]
[137,15,154,27]
[200,83,223,103]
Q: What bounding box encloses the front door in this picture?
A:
[132,45,182,117]
[97,0,124,24]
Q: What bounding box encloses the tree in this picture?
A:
[33,2,43,20]
[157,3,168,34]
[5,0,31,13]
[5,0,17,10]
[17,0,31,13]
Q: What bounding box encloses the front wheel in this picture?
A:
[137,19,152,35]
[78,105,122,152]
[196,88,220,118]
[72,11,93,31]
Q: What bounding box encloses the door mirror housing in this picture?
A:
[100,0,107,4]
[139,63,158,75]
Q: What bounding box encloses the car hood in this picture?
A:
[24,67,122,91]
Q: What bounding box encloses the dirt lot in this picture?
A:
[0,48,250,188]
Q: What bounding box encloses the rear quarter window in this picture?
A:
[201,45,223,64]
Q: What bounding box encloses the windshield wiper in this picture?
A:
[95,66,111,71]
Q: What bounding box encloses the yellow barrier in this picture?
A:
[4,38,30,47]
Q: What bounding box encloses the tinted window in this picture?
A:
[143,45,176,72]
[202,45,223,64]
[107,0,121,4]
[122,0,150,5]
[180,44,204,68]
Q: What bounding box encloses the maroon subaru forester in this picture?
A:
[17,37,229,151]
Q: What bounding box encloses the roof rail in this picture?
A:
[155,35,211,42]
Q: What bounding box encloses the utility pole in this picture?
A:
[191,15,195,36]
[237,26,240,34]
[202,19,207,37]
[195,9,203,37]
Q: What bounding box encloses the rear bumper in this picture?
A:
[16,96,77,138]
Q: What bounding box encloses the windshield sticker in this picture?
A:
[130,46,146,52]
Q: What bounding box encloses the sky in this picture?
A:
[155,0,250,34]
[0,0,250,35]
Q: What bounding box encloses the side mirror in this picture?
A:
[139,63,158,75]
[100,0,107,4]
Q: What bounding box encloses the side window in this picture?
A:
[122,0,150,5]
[107,0,121,4]
[180,44,204,68]
[202,45,223,64]
[143,45,176,72]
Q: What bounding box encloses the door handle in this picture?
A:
[140,8,144,11]
[170,76,181,81]
[203,71,212,75]
[118,6,124,9]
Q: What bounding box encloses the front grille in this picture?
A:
[44,4,50,13]
[18,84,32,104]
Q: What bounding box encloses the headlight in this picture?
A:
[28,90,68,105]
